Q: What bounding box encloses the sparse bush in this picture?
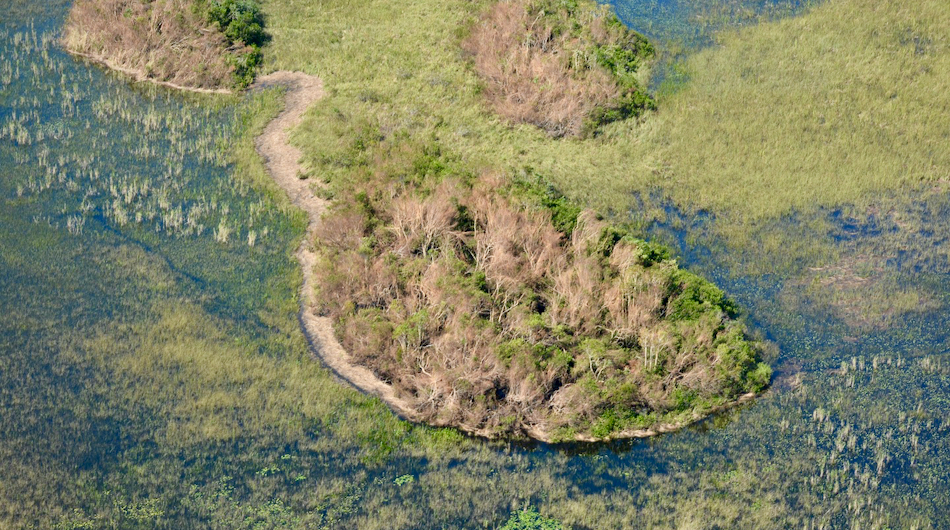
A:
[464,0,654,137]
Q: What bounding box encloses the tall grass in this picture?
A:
[4,0,950,527]
[263,0,950,243]
[643,0,950,221]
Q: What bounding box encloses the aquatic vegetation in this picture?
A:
[634,0,950,223]
[0,22,293,250]
[3,0,950,528]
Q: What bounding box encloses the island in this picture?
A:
[63,0,771,442]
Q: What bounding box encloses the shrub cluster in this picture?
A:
[201,0,269,87]
[310,123,770,439]
[464,0,656,137]
[64,0,267,89]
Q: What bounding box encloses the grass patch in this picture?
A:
[643,0,950,221]
[263,0,950,262]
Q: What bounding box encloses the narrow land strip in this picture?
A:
[251,71,425,425]
[69,51,233,94]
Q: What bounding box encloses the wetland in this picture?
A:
[2,0,950,528]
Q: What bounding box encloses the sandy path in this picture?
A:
[252,72,422,423]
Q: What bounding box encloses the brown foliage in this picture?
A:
[64,0,240,89]
[463,0,619,136]
[310,151,756,437]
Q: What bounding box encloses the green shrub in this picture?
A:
[207,0,267,47]
[667,269,738,321]
[229,45,262,88]
[630,237,671,266]
[501,507,566,530]
[745,362,773,393]
[203,0,268,86]
[510,175,582,235]
[585,91,656,136]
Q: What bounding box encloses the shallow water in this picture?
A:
[609,0,817,91]
[2,1,950,529]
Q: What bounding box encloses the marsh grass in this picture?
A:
[267,0,950,268]
[4,0,950,528]
[642,0,950,221]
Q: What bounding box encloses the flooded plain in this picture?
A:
[1,0,948,528]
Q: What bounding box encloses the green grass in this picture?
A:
[5,0,950,527]
[261,0,950,246]
[644,0,950,220]
[269,0,947,340]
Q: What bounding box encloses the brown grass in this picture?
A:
[63,0,243,90]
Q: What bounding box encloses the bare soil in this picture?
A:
[251,72,425,425]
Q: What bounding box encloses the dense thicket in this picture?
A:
[311,129,770,439]
[64,0,267,89]
[464,0,655,137]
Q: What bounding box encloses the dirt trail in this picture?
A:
[252,72,423,423]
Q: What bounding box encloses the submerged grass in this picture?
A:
[645,0,950,220]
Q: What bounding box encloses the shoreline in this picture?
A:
[249,71,426,427]
[60,47,766,444]
[57,51,765,442]
[59,48,757,444]
[66,50,233,95]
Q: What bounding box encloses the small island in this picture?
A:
[64,0,771,442]
[63,0,267,90]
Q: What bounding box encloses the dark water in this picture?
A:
[2,1,950,529]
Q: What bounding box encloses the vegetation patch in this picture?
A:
[310,129,770,440]
[63,0,268,89]
[500,506,565,530]
[464,0,655,137]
